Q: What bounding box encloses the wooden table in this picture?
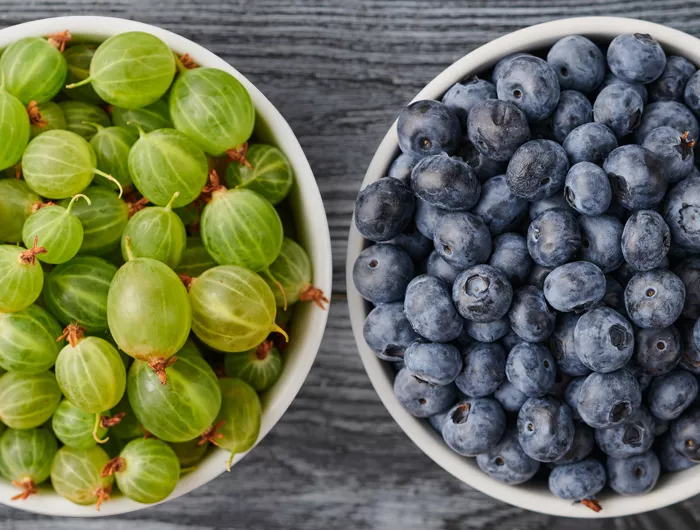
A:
[2,1,700,528]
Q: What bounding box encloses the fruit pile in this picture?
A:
[354,33,700,510]
[0,30,325,509]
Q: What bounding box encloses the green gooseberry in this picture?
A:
[0,241,46,313]
[128,127,208,207]
[66,32,176,109]
[55,325,126,413]
[62,44,104,104]
[172,201,200,228]
[214,378,261,470]
[0,304,62,373]
[51,400,113,449]
[0,179,41,244]
[90,124,139,192]
[29,100,66,138]
[22,130,122,200]
[127,340,221,442]
[169,67,255,156]
[188,265,286,353]
[0,36,67,104]
[107,240,192,381]
[224,341,283,392]
[58,101,110,140]
[0,85,30,171]
[44,255,117,332]
[21,194,90,264]
[169,438,210,470]
[0,371,62,429]
[0,427,58,500]
[109,393,146,441]
[276,201,298,241]
[56,186,128,255]
[112,98,172,133]
[226,144,293,205]
[50,446,114,509]
[174,236,217,278]
[102,438,180,504]
[121,192,187,268]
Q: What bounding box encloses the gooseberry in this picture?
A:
[0,84,30,171]
[52,400,124,448]
[169,438,209,469]
[0,427,58,500]
[108,393,146,441]
[0,238,46,313]
[50,445,114,509]
[62,44,104,104]
[58,100,110,140]
[224,340,283,392]
[0,371,61,429]
[0,304,62,373]
[226,144,293,205]
[112,98,172,133]
[0,179,41,243]
[90,124,139,192]
[174,236,217,278]
[28,100,66,138]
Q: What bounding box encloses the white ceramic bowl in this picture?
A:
[0,16,332,517]
[347,16,700,518]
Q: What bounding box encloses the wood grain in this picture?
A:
[3,0,700,528]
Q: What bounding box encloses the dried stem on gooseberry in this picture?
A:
[18,236,47,265]
[13,162,21,180]
[27,101,48,128]
[148,356,178,385]
[101,412,126,429]
[101,104,114,116]
[47,30,72,52]
[127,196,150,218]
[226,142,253,170]
[581,498,602,512]
[178,273,195,291]
[32,200,56,212]
[199,420,225,447]
[100,457,125,478]
[256,340,274,360]
[10,478,37,501]
[143,430,153,440]
[56,322,86,347]
[179,53,199,70]
[94,485,112,511]
[300,285,329,310]
[214,363,226,378]
[201,169,226,202]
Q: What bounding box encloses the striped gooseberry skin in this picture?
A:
[189,265,280,353]
[58,101,111,141]
[52,400,108,449]
[112,98,172,134]
[0,304,63,373]
[50,446,114,506]
[90,125,138,192]
[111,438,180,503]
[169,438,210,468]
[21,197,86,264]
[0,245,44,313]
[226,144,294,205]
[169,67,255,155]
[0,180,40,244]
[55,336,126,413]
[0,427,58,489]
[0,88,30,171]
[0,371,62,429]
[30,101,66,138]
[224,344,283,392]
[264,237,313,308]
[109,394,146,441]
[62,44,104,104]
[44,256,117,332]
[174,236,217,278]
[0,37,67,104]
[201,189,283,271]
[127,341,221,442]
[215,378,261,457]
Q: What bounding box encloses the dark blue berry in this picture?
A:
[488,233,532,286]
[353,244,415,304]
[404,341,463,386]
[506,140,569,201]
[673,258,700,320]
[452,265,513,323]
[621,210,671,271]
[544,261,606,313]
[414,199,448,239]
[664,176,700,252]
[643,126,695,184]
[386,153,416,185]
[597,71,648,103]
[506,342,556,397]
[649,56,696,102]
[607,33,666,84]
[657,433,695,472]
[426,250,461,286]
[574,307,634,373]
[517,396,574,462]
[578,215,624,273]
[564,376,586,421]
[363,302,421,362]
[433,212,491,269]
[404,274,464,342]
[648,369,698,420]
[470,175,528,235]
[554,422,595,465]
[593,84,644,139]
[595,406,654,458]
[549,313,590,377]
[455,341,506,397]
[428,408,450,434]
[494,380,529,413]
[634,326,682,375]
[411,153,481,211]
[604,145,667,211]
[634,101,700,143]
[577,369,641,429]
[607,451,661,495]
[467,99,530,162]
[393,367,457,418]
[549,90,593,144]
[476,428,540,484]
[685,70,700,117]
[464,318,511,343]
[624,269,686,328]
[496,55,560,122]
[563,123,618,165]
[492,52,534,85]
[529,192,573,221]
[564,162,611,216]
[355,177,415,242]
[604,275,628,315]
[547,35,605,93]
[397,100,461,158]
[548,458,606,501]
[527,209,580,268]
[527,265,553,290]
[385,225,433,262]
[442,76,497,128]
[508,285,556,342]
[442,398,506,456]
[459,140,508,182]
[671,406,700,461]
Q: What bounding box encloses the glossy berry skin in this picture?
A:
[354,178,415,242]
[564,162,611,216]
[546,35,605,93]
[674,258,700,320]
[362,303,420,362]
[549,91,593,144]
[433,212,491,269]
[634,326,682,375]
[621,210,671,272]
[404,275,463,343]
[671,407,700,461]
[664,176,700,252]
[577,369,641,429]
[476,428,540,485]
[496,55,560,122]
[642,126,694,183]
[506,342,556,398]
[508,286,556,343]
[452,265,513,323]
[456,341,506,398]
[598,71,648,103]
[555,422,595,465]
[549,314,590,377]
[649,56,696,102]
[494,380,529,413]
[464,318,510,343]
[426,251,461,286]
[488,233,532,287]
[386,153,415,185]
[607,33,666,84]
[564,377,586,420]
[543,261,606,313]
[657,433,695,472]
[442,398,506,457]
[685,70,700,117]
[574,307,634,374]
[527,209,580,268]
[414,200,448,240]
[562,123,618,165]
[648,369,698,420]
[393,368,457,418]
[492,52,534,85]
[470,175,528,236]
[506,140,569,201]
[397,100,461,158]
[595,406,654,458]
[578,215,624,274]
[549,459,606,501]
[608,451,661,496]
[410,153,480,211]
[442,77,496,127]
[353,244,414,304]
[624,269,686,329]
[634,101,700,144]
[467,99,530,162]
[404,341,462,386]
[593,84,644,138]
[517,396,574,462]
[603,145,667,211]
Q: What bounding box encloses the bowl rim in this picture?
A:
[0,15,332,517]
[346,15,700,519]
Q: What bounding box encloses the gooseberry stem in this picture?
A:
[65,76,93,89]
[92,169,123,198]
[165,191,180,212]
[27,101,48,128]
[226,452,235,472]
[18,236,47,265]
[100,457,125,478]
[65,193,91,215]
[128,122,147,139]
[10,478,37,501]
[148,356,178,385]
[94,485,112,512]
[47,30,72,52]
[299,285,330,310]
[581,498,602,512]
[124,235,135,261]
[56,322,86,347]
[272,323,289,343]
[256,340,273,360]
[92,413,109,444]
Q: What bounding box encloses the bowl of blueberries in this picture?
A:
[347,16,700,517]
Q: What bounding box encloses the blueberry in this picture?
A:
[607,33,666,84]
[563,123,618,165]
[363,303,421,362]
[563,162,611,216]
[494,380,529,413]
[634,326,682,375]
[624,358,655,392]
[550,371,573,399]
[426,250,461,286]
[397,100,461,158]
[442,398,506,456]
[549,458,606,503]
[607,451,661,495]
[595,86,644,140]
[411,153,481,211]
[554,422,595,465]
[517,396,574,462]
[355,178,415,242]
[467,99,530,162]
[387,153,416,185]
[657,433,695,472]
[546,35,605,93]
[595,406,654,458]
[385,225,433,262]
[664,176,700,252]
[578,215,624,273]
[649,56,696,102]
[442,76,497,128]
[604,145,667,211]
[393,367,458,418]
[501,330,524,352]
[620,211,671,276]
[428,408,450,434]
[459,139,508,183]
[527,265,553,291]
[671,406,700,460]
[574,307,634,374]
[634,101,700,144]
[353,244,415,304]
[578,369,641,428]
[549,314,590,377]
[527,209,580,268]
[476,428,540,484]
[404,341,463,386]
[597,71,648,103]
[564,376,586,420]
[488,233,532,286]
[625,269,686,328]
[452,265,513,323]
[544,261,606,313]
[653,416,670,437]
[433,212,491,269]
[604,200,630,223]
[548,90,593,144]
[508,285,556,342]
[464,318,511,343]
[615,261,638,288]
[685,70,700,117]
[404,275,463,342]
[644,126,695,184]
[648,369,698,420]
[506,140,569,201]
[455,341,506,397]
[497,55,560,122]
[694,318,700,352]
[492,52,534,85]
[604,276,628,315]
[414,199,448,239]
[673,258,700,319]
[506,342,556,397]
[470,175,528,235]
[529,192,573,221]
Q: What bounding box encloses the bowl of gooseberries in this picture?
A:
[0,16,331,516]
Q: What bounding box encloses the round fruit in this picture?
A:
[0,371,61,429]
[0,180,41,244]
[112,98,172,133]
[50,446,114,509]
[0,84,30,171]
[51,400,111,449]
[58,101,110,140]
[169,438,210,469]
[0,304,62,373]
[0,427,58,500]
[224,340,283,392]
[213,378,261,470]
[90,124,139,192]
[61,44,104,104]
[28,100,66,138]
[0,240,46,313]
[225,144,293,205]
[174,236,217,278]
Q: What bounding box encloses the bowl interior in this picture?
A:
[0,16,332,517]
[346,16,700,519]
